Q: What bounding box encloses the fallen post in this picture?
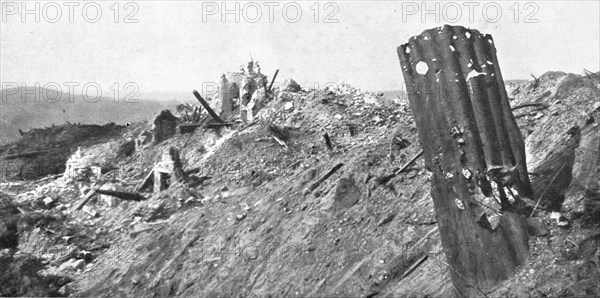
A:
[205,122,232,129]
[94,189,147,201]
[268,69,279,92]
[2,150,49,160]
[305,163,344,194]
[268,124,289,141]
[323,133,333,150]
[73,187,100,211]
[392,150,423,176]
[377,150,423,184]
[192,90,225,123]
[137,170,154,192]
[272,135,289,150]
[398,254,429,281]
[185,167,201,175]
[511,102,550,111]
[129,226,154,238]
[179,123,204,134]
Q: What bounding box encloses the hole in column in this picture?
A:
[455,198,466,210]
[416,61,429,75]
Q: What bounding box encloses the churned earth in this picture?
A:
[1,72,599,297]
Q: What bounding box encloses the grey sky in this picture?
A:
[1,1,599,98]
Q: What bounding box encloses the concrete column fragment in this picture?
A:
[397,25,532,296]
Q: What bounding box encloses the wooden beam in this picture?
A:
[2,150,49,160]
[305,163,344,194]
[179,124,203,134]
[192,90,225,123]
[137,170,154,192]
[323,133,333,151]
[511,102,550,111]
[268,69,279,92]
[94,189,147,201]
[73,187,99,211]
[377,150,423,184]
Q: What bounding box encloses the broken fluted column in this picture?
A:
[397,25,533,296]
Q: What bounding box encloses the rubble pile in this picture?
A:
[0,70,599,297]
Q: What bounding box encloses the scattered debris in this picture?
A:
[42,197,54,206]
[550,212,570,228]
[0,58,598,298]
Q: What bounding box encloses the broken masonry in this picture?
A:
[137,147,188,193]
[213,59,270,122]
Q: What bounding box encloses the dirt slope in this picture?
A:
[1,73,599,297]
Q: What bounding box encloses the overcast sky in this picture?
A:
[1,1,599,98]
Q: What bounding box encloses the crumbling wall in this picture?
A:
[219,60,269,122]
[215,74,238,119]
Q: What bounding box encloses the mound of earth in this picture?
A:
[0,72,598,297]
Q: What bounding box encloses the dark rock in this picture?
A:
[153,110,179,144]
[332,176,360,209]
[302,168,317,184]
[526,217,549,237]
[377,214,396,227]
